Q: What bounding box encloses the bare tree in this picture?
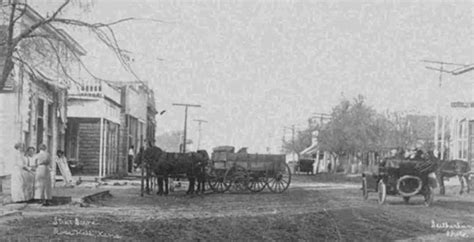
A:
[0,0,159,90]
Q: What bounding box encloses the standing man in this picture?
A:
[128,145,135,173]
[34,144,52,206]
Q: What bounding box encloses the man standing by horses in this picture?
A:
[128,145,135,173]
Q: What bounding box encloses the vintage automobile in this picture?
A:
[297,159,314,174]
[362,156,438,206]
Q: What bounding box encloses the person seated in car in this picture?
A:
[410,148,424,160]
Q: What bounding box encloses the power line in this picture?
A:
[421,59,468,157]
[421,60,470,67]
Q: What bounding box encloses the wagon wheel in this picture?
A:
[224,165,249,192]
[403,196,410,204]
[378,180,386,205]
[362,176,368,200]
[267,163,291,193]
[207,167,230,193]
[423,186,434,207]
[247,172,267,193]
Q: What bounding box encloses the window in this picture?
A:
[458,120,468,160]
[24,131,30,148]
[38,99,44,118]
[36,98,44,149]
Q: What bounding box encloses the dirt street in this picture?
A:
[1,174,473,241]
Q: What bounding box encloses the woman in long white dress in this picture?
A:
[34,144,52,206]
[24,147,36,201]
[10,143,34,202]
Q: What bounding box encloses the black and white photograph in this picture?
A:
[0,0,473,241]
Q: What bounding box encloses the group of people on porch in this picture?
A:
[11,143,73,206]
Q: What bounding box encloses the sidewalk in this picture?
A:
[0,179,115,218]
[0,203,28,218]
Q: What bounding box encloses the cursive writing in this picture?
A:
[431,220,473,230]
[52,217,98,226]
[431,220,472,238]
[53,227,122,239]
[446,230,468,238]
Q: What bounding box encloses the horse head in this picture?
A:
[196,149,210,167]
[144,145,164,167]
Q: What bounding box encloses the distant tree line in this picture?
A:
[283,95,436,172]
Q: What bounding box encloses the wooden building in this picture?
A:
[0,5,85,200]
[66,79,122,177]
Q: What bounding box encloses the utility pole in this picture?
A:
[284,125,299,162]
[173,103,201,153]
[281,128,286,153]
[292,124,295,161]
[422,60,469,158]
[193,119,207,150]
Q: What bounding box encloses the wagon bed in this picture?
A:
[207,146,291,193]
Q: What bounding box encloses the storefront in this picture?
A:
[448,102,474,167]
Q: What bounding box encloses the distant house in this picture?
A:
[299,117,335,174]
[299,129,336,174]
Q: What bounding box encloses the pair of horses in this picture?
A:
[383,151,471,195]
[137,146,209,195]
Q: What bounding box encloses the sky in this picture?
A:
[34,0,474,153]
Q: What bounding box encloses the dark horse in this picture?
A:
[144,146,209,195]
[134,146,155,194]
[437,159,471,195]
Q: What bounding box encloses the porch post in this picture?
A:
[104,121,108,177]
[99,118,104,179]
[315,150,320,174]
[51,101,58,188]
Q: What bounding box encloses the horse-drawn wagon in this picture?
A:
[362,156,438,206]
[207,146,291,193]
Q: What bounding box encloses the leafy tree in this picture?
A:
[316,95,389,173]
[383,112,440,152]
[282,126,318,154]
[318,95,381,155]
